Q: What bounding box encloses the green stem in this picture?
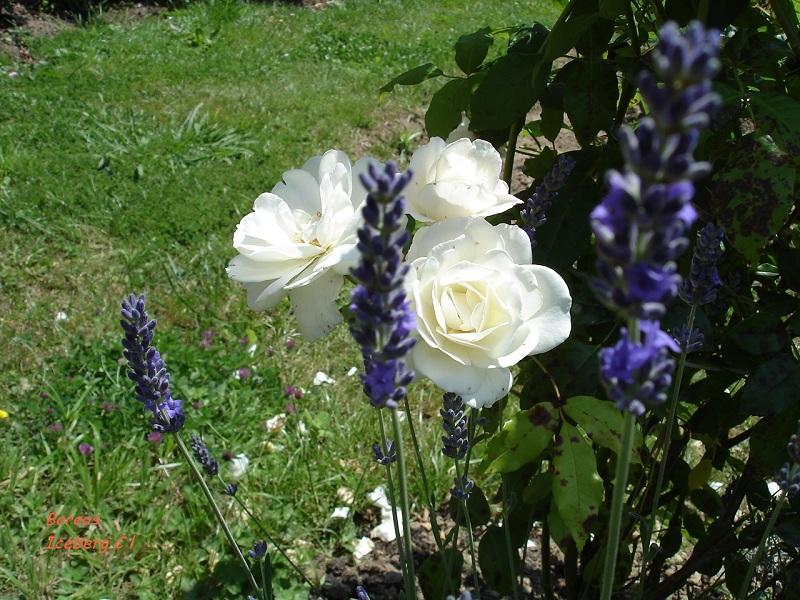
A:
[379,410,409,590]
[226,489,317,591]
[502,119,522,188]
[737,492,787,600]
[542,518,554,600]
[404,396,445,552]
[391,408,417,598]
[456,461,480,597]
[502,476,520,600]
[638,304,697,597]
[174,432,259,594]
[600,411,637,600]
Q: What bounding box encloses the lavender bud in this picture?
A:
[248,540,267,560]
[680,223,724,305]
[190,435,219,476]
[519,154,576,247]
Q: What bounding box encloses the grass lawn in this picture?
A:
[0,0,561,597]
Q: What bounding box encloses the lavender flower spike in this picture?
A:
[441,393,468,460]
[190,435,219,476]
[519,154,575,247]
[349,162,416,409]
[120,293,185,433]
[680,223,724,305]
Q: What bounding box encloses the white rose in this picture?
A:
[227,150,377,340]
[445,116,476,143]
[405,217,572,408]
[405,137,521,223]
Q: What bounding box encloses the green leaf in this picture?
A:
[454,27,493,75]
[724,552,749,596]
[478,526,519,596]
[425,77,473,139]
[742,353,800,416]
[710,134,796,263]
[470,53,548,130]
[750,405,800,477]
[544,10,599,61]
[727,310,789,355]
[380,62,443,94]
[552,422,604,551]
[540,103,563,142]
[522,147,557,180]
[599,0,627,18]
[560,58,618,146]
[481,403,557,473]
[449,484,491,528]
[563,395,643,463]
[750,91,800,160]
[418,548,463,600]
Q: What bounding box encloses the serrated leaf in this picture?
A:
[563,395,643,463]
[380,62,443,94]
[454,27,493,75]
[425,77,473,139]
[742,353,800,416]
[481,403,557,473]
[560,58,618,146]
[710,134,796,263]
[552,423,604,551]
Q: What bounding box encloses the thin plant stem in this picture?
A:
[379,409,409,591]
[392,408,417,598]
[502,119,522,187]
[542,518,554,600]
[501,476,520,600]
[404,396,445,551]
[225,488,317,591]
[737,492,787,600]
[601,412,637,599]
[174,432,260,594]
[455,460,480,597]
[638,303,697,597]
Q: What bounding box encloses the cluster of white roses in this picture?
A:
[227,132,572,408]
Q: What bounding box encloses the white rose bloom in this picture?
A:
[227,150,377,340]
[405,137,521,223]
[406,217,572,408]
[445,116,476,143]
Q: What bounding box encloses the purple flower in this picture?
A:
[357,587,371,600]
[100,402,117,413]
[190,435,219,477]
[200,330,214,348]
[441,393,468,460]
[591,22,721,320]
[192,401,202,410]
[284,402,297,414]
[348,162,416,409]
[519,154,575,247]
[78,443,94,456]
[120,293,185,433]
[285,337,296,350]
[223,482,238,496]
[680,223,724,305]
[451,475,474,500]
[372,440,397,465]
[283,386,303,400]
[600,321,679,416]
[248,540,267,560]
[671,321,704,354]
[777,421,800,498]
[47,422,63,433]
[147,431,163,445]
[237,367,251,380]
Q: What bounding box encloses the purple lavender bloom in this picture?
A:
[671,321,704,354]
[147,431,163,445]
[519,154,575,247]
[680,223,724,305]
[600,321,679,416]
[777,421,800,498]
[248,540,267,560]
[451,475,474,500]
[190,434,219,476]
[47,422,63,433]
[356,586,371,600]
[372,440,397,465]
[441,393,468,460]
[348,162,416,410]
[78,443,94,456]
[591,22,721,320]
[223,482,238,496]
[120,293,185,433]
[200,329,214,348]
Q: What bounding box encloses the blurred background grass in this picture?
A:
[0,1,560,597]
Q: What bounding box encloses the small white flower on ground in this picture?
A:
[347,366,358,377]
[228,454,249,479]
[353,536,374,560]
[247,343,258,357]
[404,137,521,223]
[405,217,572,408]
[227,150,380,340]
[55,311,68,322]
[264,441,284,453]
[336,486,354,503]
[313,371,336,386]
[297,420,308,436]
[8,71,19,79]
[264,413,287,434]
[331,506,350,519]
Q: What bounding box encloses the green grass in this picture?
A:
[0,0,560,597]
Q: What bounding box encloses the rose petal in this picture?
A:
[288,270,344,340]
